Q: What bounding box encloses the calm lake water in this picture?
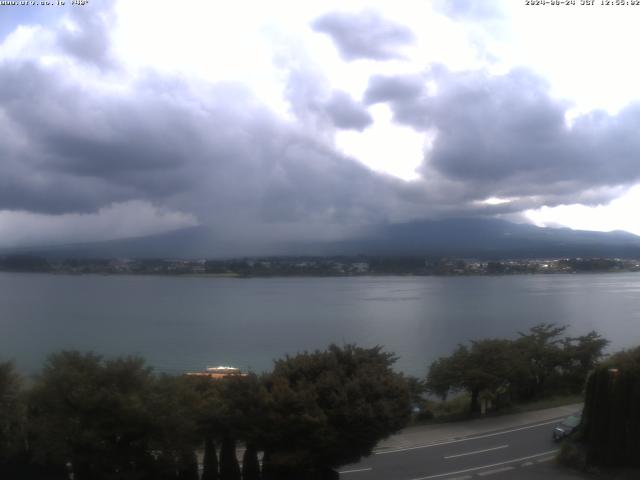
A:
[2,272,640,377]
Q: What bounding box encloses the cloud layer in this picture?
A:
[312,10,415,61]
[2,3,640,248]
[0,9,421,247]
[363,66,640,214]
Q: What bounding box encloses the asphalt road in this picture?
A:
[339,416,573,480]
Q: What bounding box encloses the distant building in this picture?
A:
[186,365,248,379]
[352,262,370,273]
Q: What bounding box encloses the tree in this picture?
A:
[0,361,27,476]
[582,346,640,467]
[28,351,104,478]
[191,373,266,480]
[513,323,567,399]
[405,376,428,413]
[242,444,260,480]
[201,436,219,480]
[147,374,202,479]
[0,254,50,272]
[426,340,515,414]
[28,351,164,479]
[561,331,609,392]
[425,353,463,401]
[260,344,411,478]
[464,339,516,413]
[219,436,241,480]
[177,449,199,480]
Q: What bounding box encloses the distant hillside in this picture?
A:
[328,218,640,259]
[0,226,243,260]
[4,218,640,260]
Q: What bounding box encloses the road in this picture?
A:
[339,406,585,480]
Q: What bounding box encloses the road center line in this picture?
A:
[408,449,559,480]
[339,467,373,474]
[444,444,508,459]
[376,418,563,455]
[477,466,514,476]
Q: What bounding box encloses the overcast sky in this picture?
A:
[2,0,640,248]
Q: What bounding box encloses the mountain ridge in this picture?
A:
[3,218,640,260]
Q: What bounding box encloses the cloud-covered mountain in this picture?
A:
[330,218,640,259]
[11,218,640,261]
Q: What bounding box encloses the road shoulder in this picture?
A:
[375,403,583,453]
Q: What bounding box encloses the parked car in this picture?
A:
[552,412,581,441]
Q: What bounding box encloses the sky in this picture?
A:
[1,0,640,248]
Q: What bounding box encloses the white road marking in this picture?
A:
[536,456,555,463]
[339,467,373,474]
[376,418,562,455]
[444,445,509,459]
[408,449,559,480]
[477,466,515,476]
[521,461,534,467]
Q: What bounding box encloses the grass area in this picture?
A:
[499,394,583,415]
[410,393,584,426]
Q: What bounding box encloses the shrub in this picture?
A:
[557,440,587,471]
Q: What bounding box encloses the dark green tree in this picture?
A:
[513,323,567,399]
[192,373,266,480]
[465,339,515,413]
[260,344,411,478]
[425,354,462,401]
[201,436,219,480]
[219,436,241,480]
[582,346,640,467]
[0,361,28,477]
[155,450,179,480]
[147,374,202,478]
[27,351,194,480]
[405,376,427,407]
[177,449,199,480]
[427,325,610,415]
[242,444,260,480]
[30,352,151,480]
[561,331,609,392]
[426,340,515,413]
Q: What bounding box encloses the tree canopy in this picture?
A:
[260,344,411,478]
[582,346,640,467]
[1,344,412,479]
[426,324,609,413]
[0,361,25,470]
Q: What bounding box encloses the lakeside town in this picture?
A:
[2,254,640,277]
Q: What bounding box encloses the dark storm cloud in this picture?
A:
[0,56,427,236]
[8,51,639,245]
[363,66,640,210]
[324,91,372,130]
[0,63,203,214]
[312,10,415,61]
[7,1,640,250]
[364,74,426,105]
[284,69,371,131]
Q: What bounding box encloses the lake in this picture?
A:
[1,272,640,377]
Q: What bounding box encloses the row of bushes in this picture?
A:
[0,345,412,480]
[425,323,608,414]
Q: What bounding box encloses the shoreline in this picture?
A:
[1,269,639,278]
